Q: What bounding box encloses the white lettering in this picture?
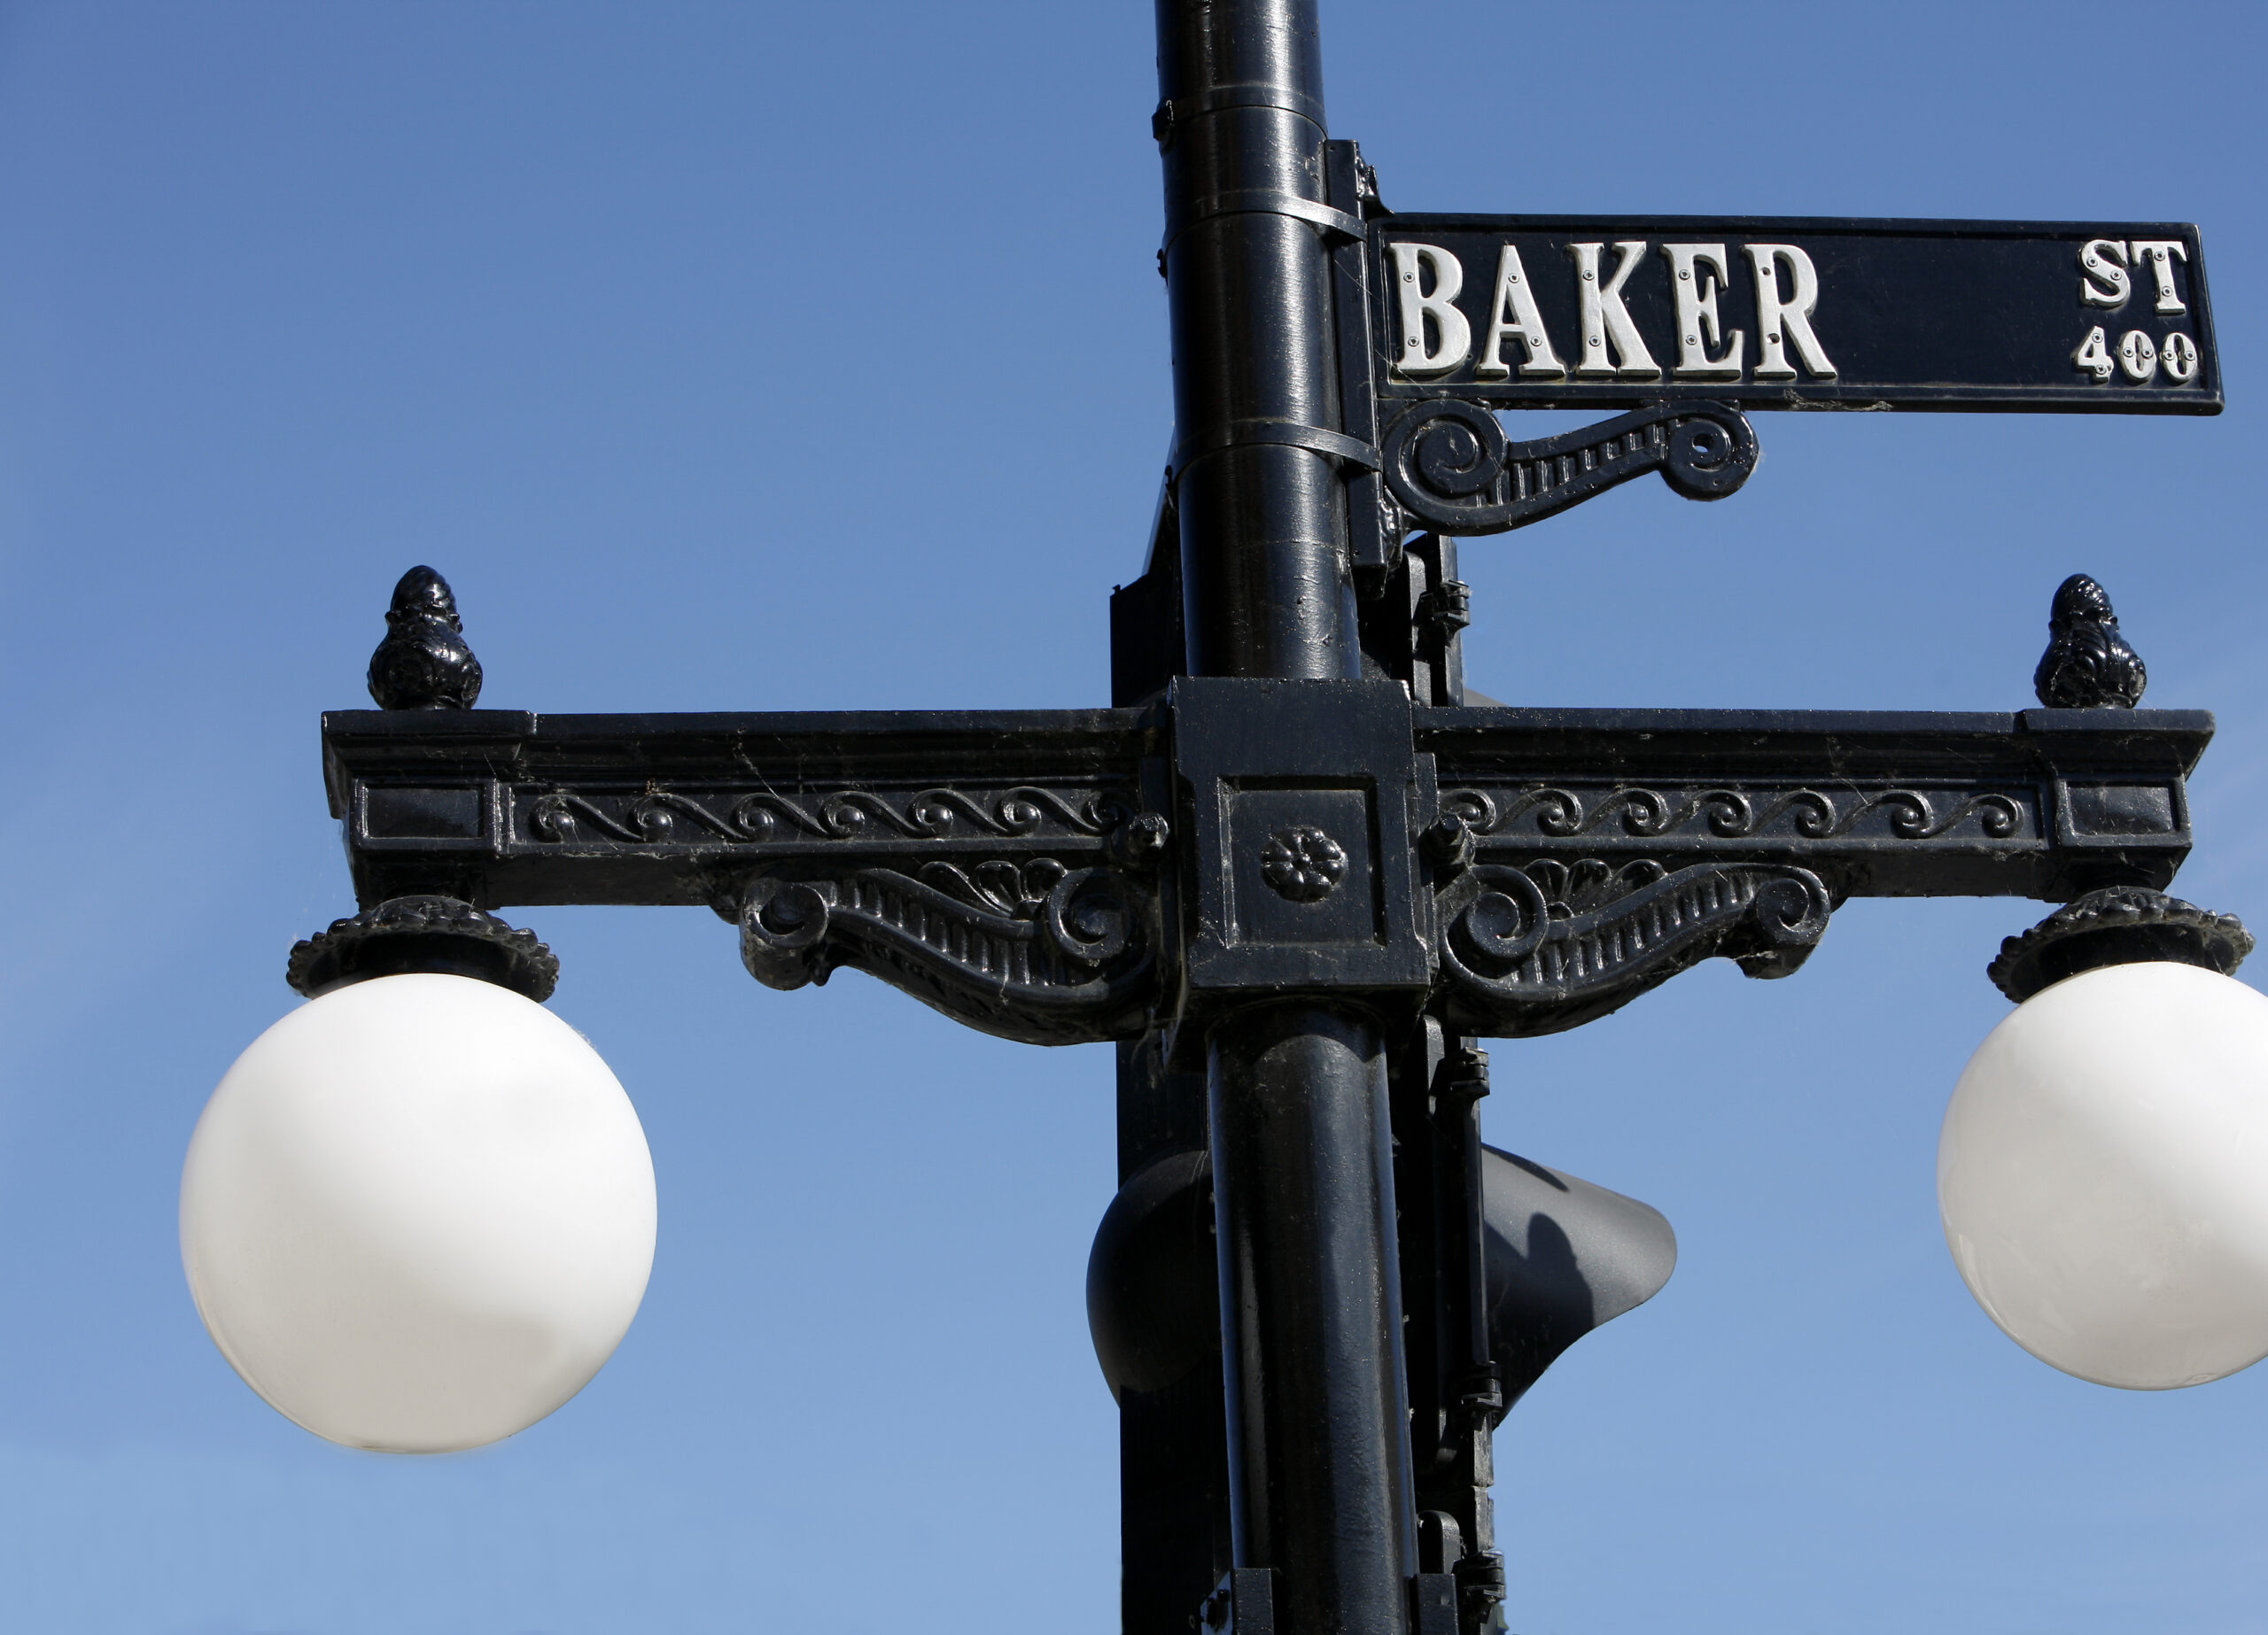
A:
[1472,245,1565,380]
[1389,243,1471,377]
[1567,241,1659,379]
[2130,239,2188,314]
[1661,244,1744,379]
[2073,326,2115,382]
[2161,332,2200,383]
[2078,239,2131,307]
[1745,244,1837,380]
[2118,329,2158,382]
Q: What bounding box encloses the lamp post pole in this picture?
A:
[1156,6,1417,1635]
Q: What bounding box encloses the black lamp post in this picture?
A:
[191,4,2254,1633]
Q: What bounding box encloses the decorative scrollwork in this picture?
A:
[736,858,1155,1046]
[1435,861,1833,1036]
[1518,856,1669,914]
[1380,399,1758,536]
[1441,785,2023,844]
[529,784,1138,847]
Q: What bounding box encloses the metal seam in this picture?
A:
[1162,82,1327,124]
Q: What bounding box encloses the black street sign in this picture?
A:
[1367,217,2220,415]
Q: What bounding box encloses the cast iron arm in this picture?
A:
[319,701,1171,1047]
[315,580,2211,1048]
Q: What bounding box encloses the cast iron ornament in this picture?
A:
[1261,825,1348,903]
[528,782,1141,848]
[1989,886,2252,1002]
[368,565,483,709]
[287,895,557,1002]
[315,556,2231,1042]
[1435,860,1834,1035]
[734,860,1156,1047]
[1379,398,1758,536]
[2034,573,2146,709]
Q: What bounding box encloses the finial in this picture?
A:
[2033,573,2146,709]
[368,566,484,709]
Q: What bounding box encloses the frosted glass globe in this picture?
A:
[1939,960,2268,1390]
[182,973,656,1451]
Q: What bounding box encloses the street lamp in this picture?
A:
[1943,949,2268,1391]
[183,957,655,1453]
[172,3,2261,1631]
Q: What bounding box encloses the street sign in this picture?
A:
[1367,217,2220,415]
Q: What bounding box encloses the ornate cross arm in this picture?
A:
[1421,704,2206,897]
[319,686,2211,1050]
[319,702,1170,1046]
[1415,702,2210,1036]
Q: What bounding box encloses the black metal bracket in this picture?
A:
[1380,398,1759,536]
[736,856,1160,1046]
[1317,143,1760,556]
[1433,859,1830,1036]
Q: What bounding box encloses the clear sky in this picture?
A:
[3,3,2264,1631]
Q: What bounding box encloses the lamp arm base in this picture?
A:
[1989,887,2253,1003]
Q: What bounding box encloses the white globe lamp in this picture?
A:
[1940,891,2268,1389]
[182,900,656,1452]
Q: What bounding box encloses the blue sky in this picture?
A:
[2,3,2264,1631]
